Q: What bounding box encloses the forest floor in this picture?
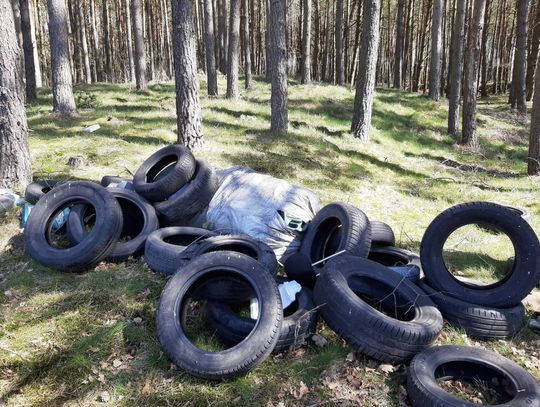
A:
[0,76,539,406]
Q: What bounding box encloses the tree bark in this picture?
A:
[393,0,405,88]
[351,0,381,142]
[11,0,24,50]
[429,0,443,99]
[510,0,529,113]
[131,0,147,90]
[19,0,37,101]
[479,0,490,97]
[172,0,203,149]
[529,54,540,175]
[102,0,112,81]
[203,0,218,95]
[0,0,32,189]
[47,0,77,115]
[461,0,486,148]
[301,0,311,84]
[447,0,465,135]
[526,1,540,101]
[269,0,288,133]
[226,0,240,98]
[335,0,345,85]
[125,0,135,82]
[242,0,252,89]
[78,0,92,84]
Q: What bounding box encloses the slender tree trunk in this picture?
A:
[131,0,147,90]
[203,0,218,95]
[11,0,24,50]
[172,0,203,149]
[448,0,465,135]
[461,0,487,148]
[226,0,240,98]
[313,0,320,80]
[29,0,41,87]
[335,0,345,85]
[526,1,540,101]
[102,0,112,81]
[393,0,405,88]
[78,0,92,84]
[265,0,272,81]
[511,0,529,114]
[242,0,252,89]
[0,0,32,189]
[529,54,540,174]
[479,0,490,97]
[301,0,311,84]
[351,0,381,142]
[269,0,288,133]
[125,0,135,81]
[19,0,37,101]
[47,0,77,115]
[429,0,443,99]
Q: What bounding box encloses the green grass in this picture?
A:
[0,75,539,406]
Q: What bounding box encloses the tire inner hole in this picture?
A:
[147,155,178,183]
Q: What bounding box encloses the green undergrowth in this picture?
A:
[0,75,538,406]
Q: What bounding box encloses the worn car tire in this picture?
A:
[369,246,423,282]
[206,278,318,354]
[314,256,443,364]
[156,251,283,380]
[299,203,372,285]
[24,180,66,205]
[24,181,123,272]
[370,221,396,246]
[133,145,196,202]
[144,227,217,274]
[420,202,540,307]
[154,160,219,225]
[417,279,525,339]
[67,188,159,262]
[407,345,540,407]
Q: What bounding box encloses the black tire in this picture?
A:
[154,160,219,225]
[369,246,423,281]
[184,235,279,302]
[300,202,372,279]
[144,227,217,274]
[417,279,526,339]
[67,188,159,262]
[24,181,123,272]
[24,180,66,205]
[420,202,540,308]
[407,345,540,407]
[133,144,196,202]
[206,278,318,354]
[100,175,129,187]
[370,221,396,246]
[156,251,283,380]
[314,256,443,364]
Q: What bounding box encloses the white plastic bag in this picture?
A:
[203,166,322,261]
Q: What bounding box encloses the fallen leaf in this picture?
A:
[98,391,110,403]
[312,334,328,347]
[141,379,151,395]
[378,363,396,374]
[291,381,309,400]
[346,352,355,362]
[136,289,151,301]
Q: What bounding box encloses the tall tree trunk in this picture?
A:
[269,0,288,133]
[19,0,37,101]
[313,0,320,80]
[526,1,540,101]
[11,0,24,50]
[351,0,381,142]
[102,0,112,81]
[301,0,311,84]
[172,0,203,149]
[479,0,490,97]
[78,0,92,84]
[447,0,465,135]
[265,0,272,81]
[29,0,41,87]
[204,0,218,95]
[131,0,147,90]
[0,0,32,189]
[242,0,252,89]
[125,0,135,82]
[429,0,443,99]
[461,0,486,148]
[510,0,529,113]
[47,0,77,115]
[226,0,240,98]
[335,0,345,85]
[394,0,405,88]
[529,55,540,175]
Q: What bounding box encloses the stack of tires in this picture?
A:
[417,202,540,340]
[284,202,444,364]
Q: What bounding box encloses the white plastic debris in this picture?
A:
[0,189,24,214]
[83,124,100,133]
[249,280,302,319]
[107,181,135,191]
[202,166,322,262]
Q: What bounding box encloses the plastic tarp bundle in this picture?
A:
[201,166,322,262]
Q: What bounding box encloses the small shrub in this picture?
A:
[76,91,98,109]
